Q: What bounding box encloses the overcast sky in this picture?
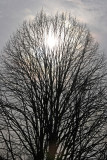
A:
[0,0,107,54]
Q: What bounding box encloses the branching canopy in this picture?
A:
[0,11,107,160]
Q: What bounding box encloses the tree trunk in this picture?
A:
[47,140,57,160]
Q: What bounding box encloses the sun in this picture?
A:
[45,28,58,50]
[47,32,57,49]
[44,21,70,51]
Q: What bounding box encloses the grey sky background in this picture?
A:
[0,0,107,54]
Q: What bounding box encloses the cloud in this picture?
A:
[24,8,32,14]
[24,14,35,21]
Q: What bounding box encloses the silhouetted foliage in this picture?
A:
[0,11,107,160]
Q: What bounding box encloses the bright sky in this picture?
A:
[0,0,107,53]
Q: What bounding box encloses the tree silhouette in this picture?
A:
[0,11,107,160]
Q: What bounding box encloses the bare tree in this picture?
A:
[0,11,107,160]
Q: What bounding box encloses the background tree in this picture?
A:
[0,11,107,160]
